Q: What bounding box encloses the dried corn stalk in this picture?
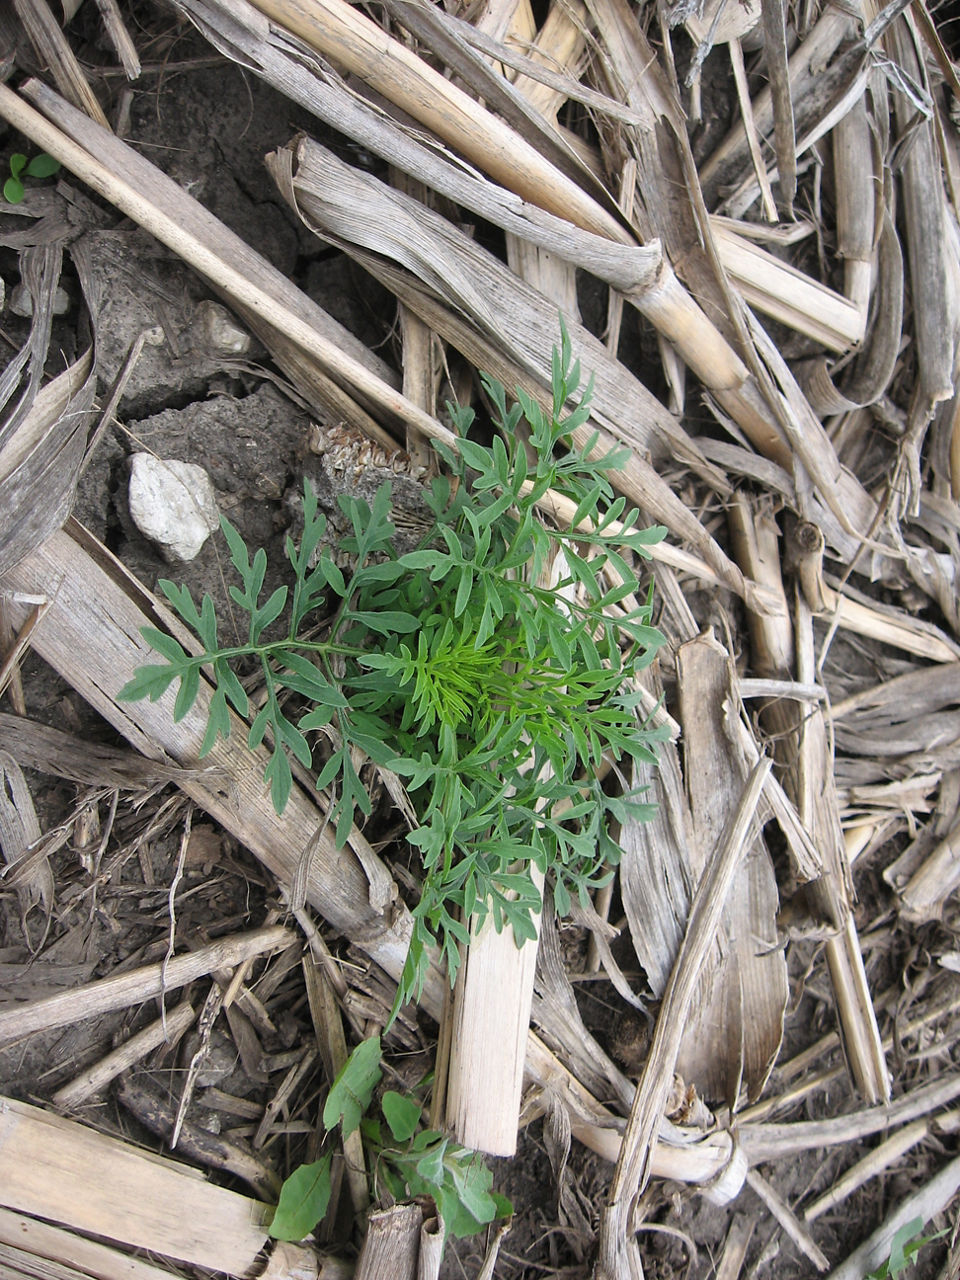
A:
[0,230,98,575]
[621,632,787,1107]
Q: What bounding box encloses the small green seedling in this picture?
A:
[268,1035,510,1243]
[866,1216,948,1278]
[4,152,61,204]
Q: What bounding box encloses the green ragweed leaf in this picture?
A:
[138,627,190,666]
[444,1150,502,1234]
[200,685,231,756]
[347,610,419,635]
[117,664,179,703]
[172,663,200,722]
[276,651,348,705]
[263,741,293,815]
[117,629,196,708]
[24,153,61,179]
[268,1154,333,1241]
[867,1217,949,1278]
[381,1091,422,1142]
[158,581,218,649]
[250,585,288,642]
[323,1035,382,1136]
[216,658,249,715]
[414,1138,448,1184]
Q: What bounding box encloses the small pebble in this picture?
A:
[128,453,220,562]
[195,300,251,356]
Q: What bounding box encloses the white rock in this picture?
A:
[195,300,251,356]
[128,454,220,562]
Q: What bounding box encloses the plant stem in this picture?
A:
[189,637,367,669]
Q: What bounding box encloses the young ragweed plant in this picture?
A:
[119,329,668,1008]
